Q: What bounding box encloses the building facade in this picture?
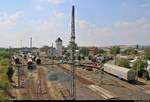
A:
[89,47,98,57]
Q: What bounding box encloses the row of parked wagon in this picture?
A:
[79,62,136,82]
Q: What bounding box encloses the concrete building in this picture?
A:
[55,37,63,57]
[89,47,98,57]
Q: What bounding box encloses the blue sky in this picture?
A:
[0,0,150,48]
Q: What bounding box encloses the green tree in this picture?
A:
[144,47,150,60]
[67,41,78,50]
[116,58,130,68]
[110,46,120,55]
[98,49,105,54]
[124,48,138,55]
[79,47,89,57]
[0,51,10,59]
[132,59,148,80]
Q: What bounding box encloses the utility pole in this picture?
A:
[20,40,23,53]
[9,46,12,64]
[70,5,76,100]
[100,66,104,85]
[30,37,32,53]
[20,40,22,48]
[52,43,54,68]
[17,64,21,87]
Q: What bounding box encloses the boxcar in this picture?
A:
[103,64,136,82]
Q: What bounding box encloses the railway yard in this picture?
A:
[1,1,150,101]
[8,54,150,100]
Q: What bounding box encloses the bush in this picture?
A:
[0,80,11,90]
[132,59,148,77]
[0,50,12,99]
[0,91,9,100]
[123,48,138,55]
[110,46,120,55]
[144,47,150,60]
[116,58,130,68]
[0,51,10,59]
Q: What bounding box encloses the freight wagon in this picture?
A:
[103,64,136,82]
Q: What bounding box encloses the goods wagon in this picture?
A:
[36,58,41,65]
[103,64,136,82]
[14,57,20,64]
[27,58,36,70]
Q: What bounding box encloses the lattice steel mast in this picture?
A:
[70,5,76,100]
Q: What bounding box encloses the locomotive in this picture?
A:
[27,58,36,70]
[36,57,41,65]
[14,57,20,64]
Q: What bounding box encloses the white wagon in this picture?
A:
[103,64,136,82]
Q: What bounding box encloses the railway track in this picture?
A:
[55,63,150,100]
[14,56,150,100]
[36,66,52,100]
[13,55,52,100]
[56,64,95,85]
[39,64,71,100]
[54,64,119,100]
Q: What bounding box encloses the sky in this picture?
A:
[0,0,150,48]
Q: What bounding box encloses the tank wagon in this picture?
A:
[103,64,136,82]
[27,58,36,70]
[36,57,41,65]
[14,57,20,64]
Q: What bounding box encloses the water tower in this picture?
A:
[55,37,63,57]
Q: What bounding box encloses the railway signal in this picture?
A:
[52,43,54,69]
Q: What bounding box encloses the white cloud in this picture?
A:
[77,20,111,34]
[26,16,150,47]
[114,17,150,31]
[0,11,24,47]
[0,9,150,48]
[48,0,64,5]
[37,11,65,31]
[77,20,91,29]
[0,11,23,30]
[30,11,70,47]
[75,17,150,46]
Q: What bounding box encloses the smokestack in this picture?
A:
[30,37,32,48]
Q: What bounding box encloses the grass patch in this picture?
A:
[0,59,10,66]
[0,50,12,100]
